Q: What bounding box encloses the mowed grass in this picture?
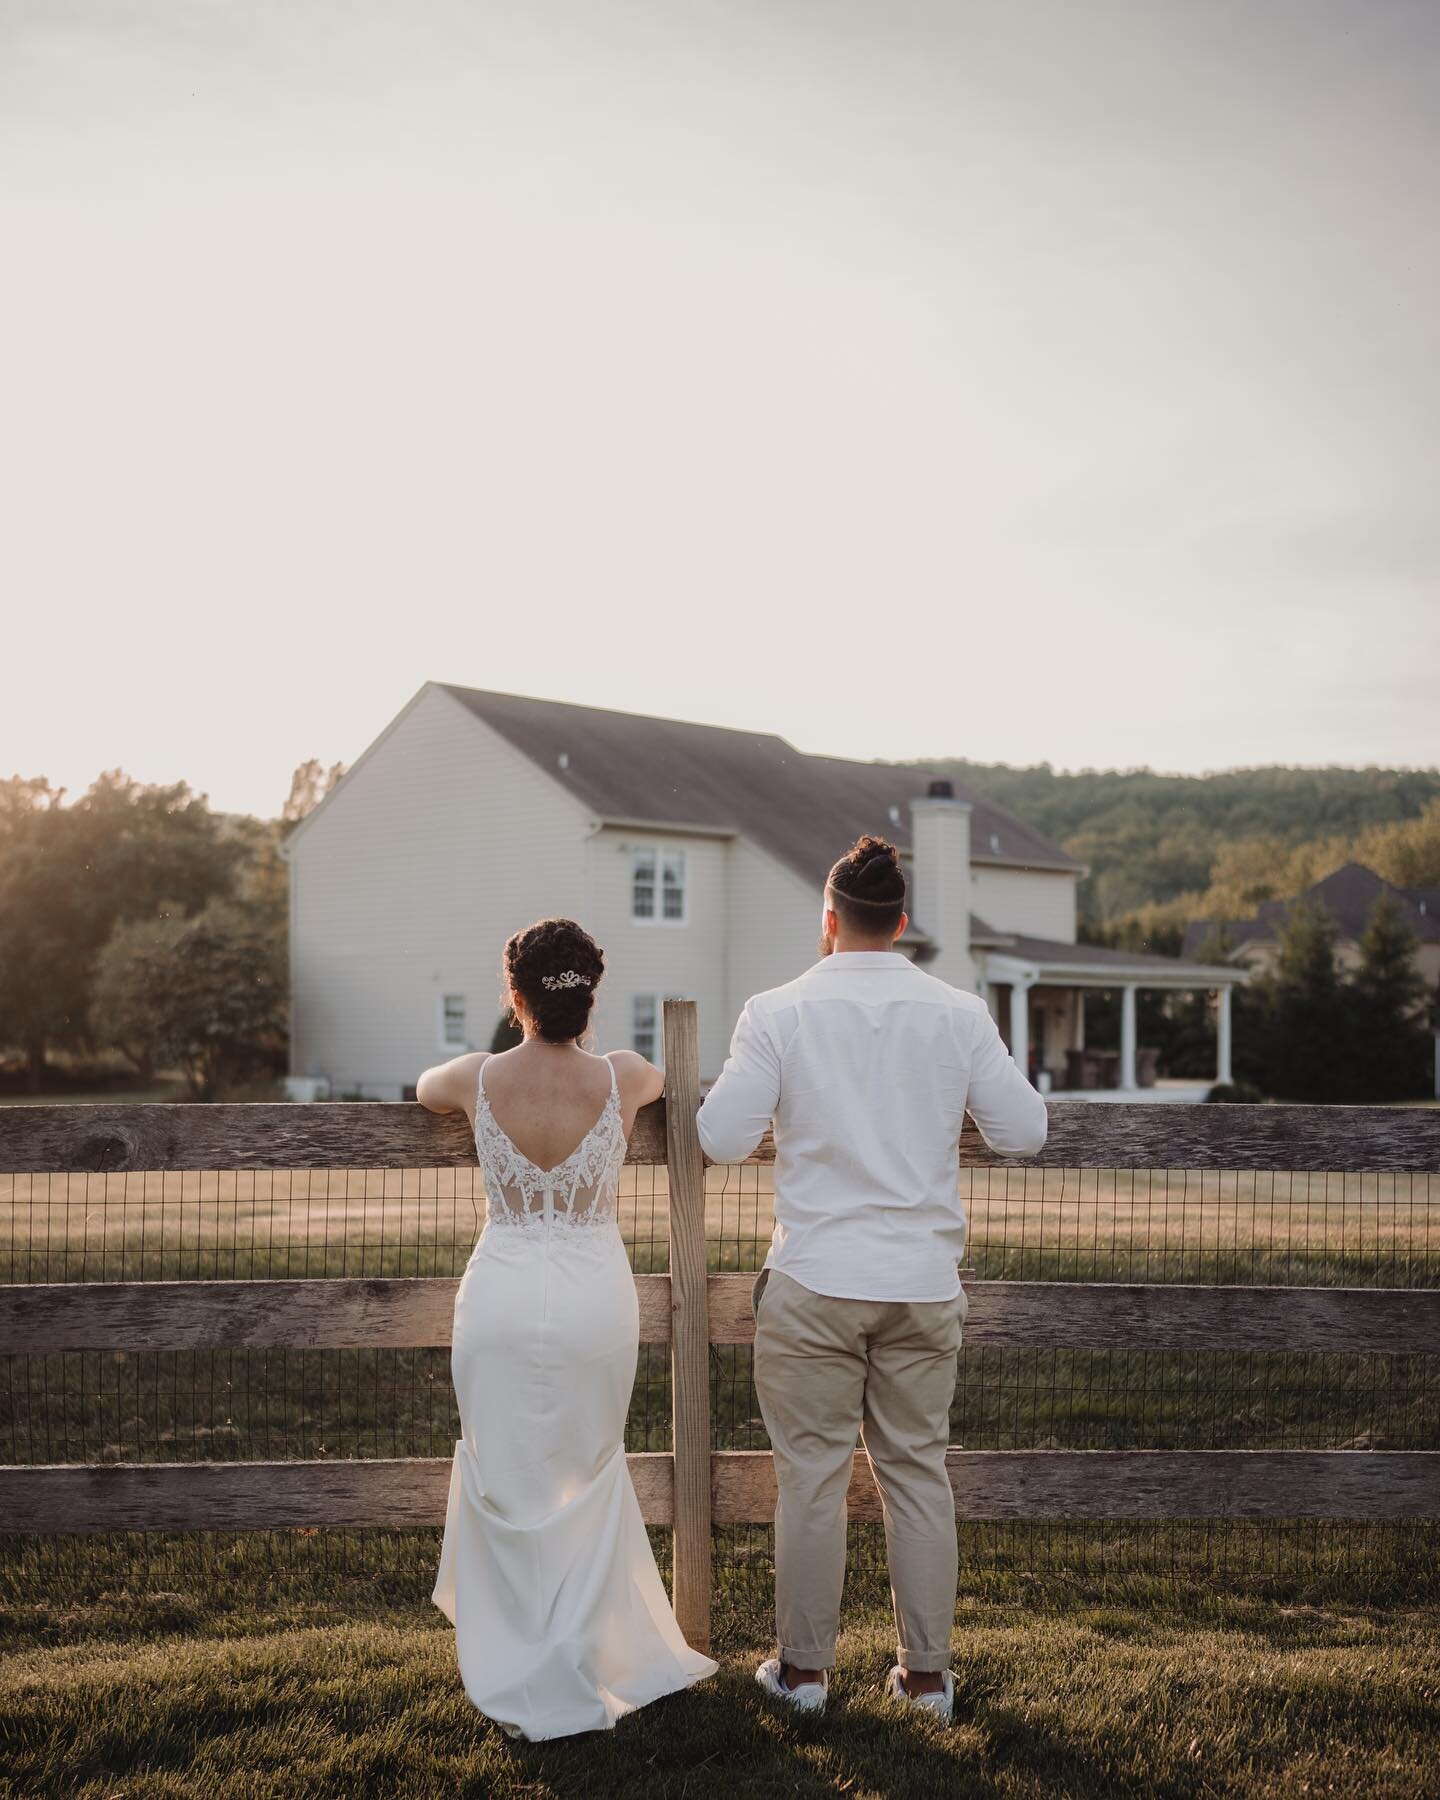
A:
[2,1544,1438,1799]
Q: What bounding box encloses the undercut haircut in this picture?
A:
[826,835,906,938]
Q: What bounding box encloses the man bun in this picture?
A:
[503,917,605,1044]
[828,835,905,904]
[826,835,907,935]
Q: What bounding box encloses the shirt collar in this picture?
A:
[810,951,914,971]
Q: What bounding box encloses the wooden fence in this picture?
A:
[2,999,1438,1653]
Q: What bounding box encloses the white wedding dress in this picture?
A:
[431,1054,717,1740]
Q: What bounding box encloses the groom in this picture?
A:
[696,834,1048,1719]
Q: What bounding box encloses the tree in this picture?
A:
[1348,892,1431,1101]
[0,778,84,1082]
[1355,795,1440,890]
[94,900,287,1100]
[90,908,187,1080]
[223,813,289,953]
[280,759,346,838]
[0,772,243,1086]
[1255,899,1350,1103]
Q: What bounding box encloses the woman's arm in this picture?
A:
[415,1050,488,1115]
[607,1048,664,1122]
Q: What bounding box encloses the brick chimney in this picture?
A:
[909,780,976,990]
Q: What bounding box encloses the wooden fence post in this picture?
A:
[663,998,712,1653]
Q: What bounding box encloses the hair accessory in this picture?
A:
[541,969,592,991]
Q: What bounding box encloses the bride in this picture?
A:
[416,916,717,1741]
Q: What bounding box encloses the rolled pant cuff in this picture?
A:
[896,1651,951,1673]
[779,1646,835,1670]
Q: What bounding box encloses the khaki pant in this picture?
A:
[752,1266,966,1673]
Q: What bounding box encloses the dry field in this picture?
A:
[2,1163,1435,1286]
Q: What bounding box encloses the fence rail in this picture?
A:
[7,1094,1439,1174]
[3,1000,1438,1653]
[8,1274,1438,1356]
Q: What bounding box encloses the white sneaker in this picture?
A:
[756,1657,828,1714]
[885,1665,954,1722]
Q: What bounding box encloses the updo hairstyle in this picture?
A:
[825,835,907,936]
[502,917,605,1044]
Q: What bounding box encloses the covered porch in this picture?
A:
[980,935,1246,1104]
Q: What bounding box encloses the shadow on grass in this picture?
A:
[480,1658,1218,1800]
[492,1669,998,1800]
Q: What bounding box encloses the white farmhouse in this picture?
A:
[280,683,1244,1100]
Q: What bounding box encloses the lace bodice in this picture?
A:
[473,1056,626,1234]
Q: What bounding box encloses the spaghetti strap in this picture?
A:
[471,1055,626,1231]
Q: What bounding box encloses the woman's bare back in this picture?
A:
[472,1045,653,1169]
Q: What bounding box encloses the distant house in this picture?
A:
[280,684,1246,1102]
[1184,860,1440,999]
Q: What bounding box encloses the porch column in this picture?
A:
[1071,991,1086,1050]
[1009,979,1032,1080]
[1119,984,1138,1091]
[1216,985,1233,1086]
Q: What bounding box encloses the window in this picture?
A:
[632,844,688,925]
[440,993,467,1050]
[633,992,685,1063]
[632,993,658,1061]
[632,847,657,919]
[661,849,687,921]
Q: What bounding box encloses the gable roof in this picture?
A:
[439,685,1080,888]
[1182,859,1440,958]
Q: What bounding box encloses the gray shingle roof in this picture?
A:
[1399,885,1440,927]
[440,686,1079,889]
[968,913,1014,945]
[1183,860,1440,957]
[1180,918,1272,959]
[995,933,1238,978]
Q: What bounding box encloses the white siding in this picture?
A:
[583,825,733,1078]
[721,838,822,1076]
[286,683,1087,1090]
[288,686,587,1096]
[971,866,1078,943]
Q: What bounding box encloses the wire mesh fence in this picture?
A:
[2,1160,1437,1601]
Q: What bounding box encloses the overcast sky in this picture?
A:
[2,0,1436,817]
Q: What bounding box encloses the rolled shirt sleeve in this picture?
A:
[696,999,782,1164]
[964,1002,1049,1156]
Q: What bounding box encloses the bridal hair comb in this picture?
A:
[541,969,592,991]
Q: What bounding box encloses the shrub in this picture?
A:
[1205,1080,1265,1104]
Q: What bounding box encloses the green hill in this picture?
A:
[908,761,1440,926]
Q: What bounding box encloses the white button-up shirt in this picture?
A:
[695,951,1048,1302]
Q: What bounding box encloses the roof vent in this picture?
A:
[557,752,570,770]
[926,779,954,799]
[990,833,1001,853]
[888,804,901,824]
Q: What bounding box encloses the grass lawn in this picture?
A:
[3,1131,1436,1793]
[2,1550,1438,1799]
